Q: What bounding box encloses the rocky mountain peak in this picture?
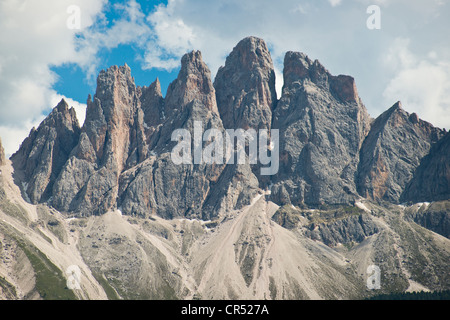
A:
[392,100,402,110]
[228,36,273,72]
[150,77,162,95]
[165,50,218,116]
[95,64,133,95]
[401,131,450,202]
[214,36,276,130]
[10,36,448,220]
[11,99,81,203]
[283,51,327,87]
[94,64,136,120]
[357,101,444,202]
[140,77,164,128]
[283,51,358,103]
[271,49,371,207]
[50,99,80,128]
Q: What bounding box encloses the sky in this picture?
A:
[0,0,449,156]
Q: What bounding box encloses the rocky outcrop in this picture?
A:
[165,51,218,119]
[401,132,450,202]
[305,214,379,247]
[214,36,276,130]
[11,36,448,221]
[270,51,371,207]
[357,102,444,203]
[118,50,259,220]
[139,78,165,149]
[50,65,142,215]
[10,99,80,203]
[13,48,260,219]
[0,138,5,166]
[406,202,450,239]
[140,78,164,128]
[271,205,379,247]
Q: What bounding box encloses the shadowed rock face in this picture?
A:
[50,65,145,215]
[270,51,371,207]
[10,99,80,203]
[357,102,444,203]
[119,50,259,220]
[401,131,450,203]
[214,36,277,131]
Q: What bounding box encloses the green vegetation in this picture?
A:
[368,290,450,300]
[272,204,366,230]
[69,218,88,228]
[272,205,302,229]
[309,205,364,225]
[16,240,77,300]
[0,276,17,299]
[0,186,29,225]
[92,272,121,300]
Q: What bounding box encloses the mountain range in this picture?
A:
[0,36,449,300]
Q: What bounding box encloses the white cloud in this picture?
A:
[75,0,152,80]
[0,92,86,159]
[0,119,44,159]
[0,0,105,155]
[383,40,450,129]
[328,0,342,7]
[0,0,155,155]
[50,94,87,127]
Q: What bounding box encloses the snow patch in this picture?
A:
[355,201,371,213]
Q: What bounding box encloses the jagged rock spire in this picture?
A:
[357,101,444,202]
[165,50,218,117]
[214,36,276,130]
[11,99,81,203]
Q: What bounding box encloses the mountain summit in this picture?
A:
[10,36,447,218]
[2,36,449,300]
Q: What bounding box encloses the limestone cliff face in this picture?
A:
[10,99,80,204]
[214,36,277,131]
[5,36,450,302]
[51,65,138,215]
[357,102,444,203]
[270,51,371,207]
[119,50,259,220]
[14,48,259,219]
[12,36,448,219]
[401,131,450,203]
